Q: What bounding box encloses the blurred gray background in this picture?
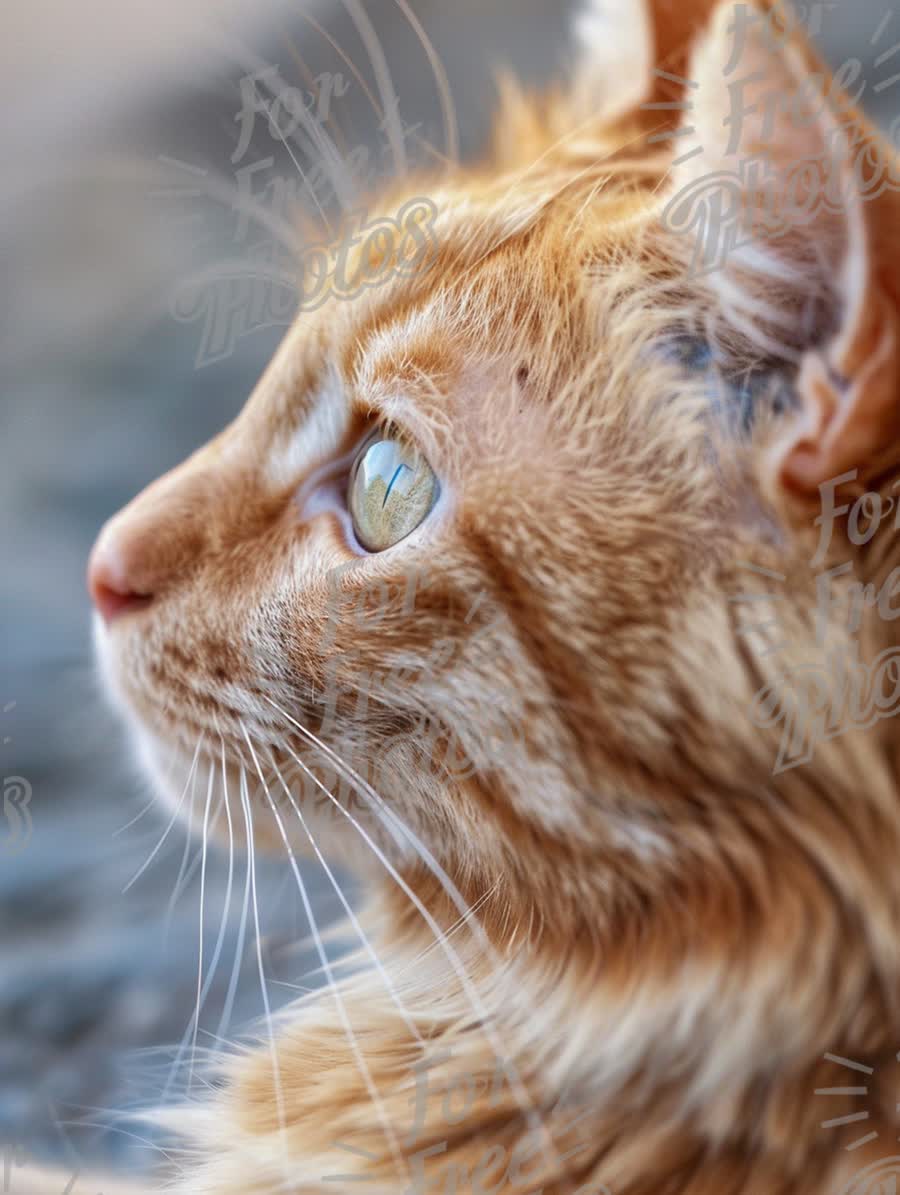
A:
[0,0,895,1180]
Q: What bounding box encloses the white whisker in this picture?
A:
[165,755,205,931]
[169,790,226,901]
[256,89,343,229]
[236,759,294,1190]
[161,743,237,1103]
[55,1118,178,1165]
[264,700,563,1179]
[122,734,203,895]
[390,0,459,162]
[241,724,408,1185]
[296,8,452,174]
[190,755,215,1090]
[217,766,253,1045]
[341,0,407,176]
[112,795,158,838]
[215,35,353,223]
[266,747,424,1047]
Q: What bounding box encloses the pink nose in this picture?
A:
[87,540,153,625]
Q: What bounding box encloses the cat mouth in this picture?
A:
[92,607,391,852]
[128,709,375,862]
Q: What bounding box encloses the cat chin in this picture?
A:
[113,706,390,865]
[127,723,398,867]
[131,724,195,817]
[92,614,208,823]
[92,616,413,863]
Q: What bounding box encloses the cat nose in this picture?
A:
[87,460,217,625]
[87,535,154,625]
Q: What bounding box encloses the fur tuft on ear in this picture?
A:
[662,0,900,491]
[571,0,780,125]
[570,0,654,124]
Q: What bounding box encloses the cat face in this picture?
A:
[89,175,701,871]
[90,0,900,939]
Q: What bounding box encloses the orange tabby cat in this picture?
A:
[77,0,900,1191]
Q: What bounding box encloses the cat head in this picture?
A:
[90,0,900,1012]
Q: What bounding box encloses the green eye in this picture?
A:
[348,434,439,551]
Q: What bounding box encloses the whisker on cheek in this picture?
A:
[217,750,253,1049]
[241,721,408,1183]
[235,755,294,1189]
[262,742,425,1047]
[164,752,203,932]
[122,733,204,896]
[161,746,234,1105]
[190,763,215,1094]
[263,698,566,1175]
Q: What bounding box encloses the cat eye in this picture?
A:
[348,433,439,552]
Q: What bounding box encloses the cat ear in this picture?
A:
[570,0,653,123]
[571,0,759,122]
[665,1,900,492]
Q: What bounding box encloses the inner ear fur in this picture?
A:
[661,0,900,490]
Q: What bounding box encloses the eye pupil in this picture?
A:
[349,436,438,551]
[382,462,412,507]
